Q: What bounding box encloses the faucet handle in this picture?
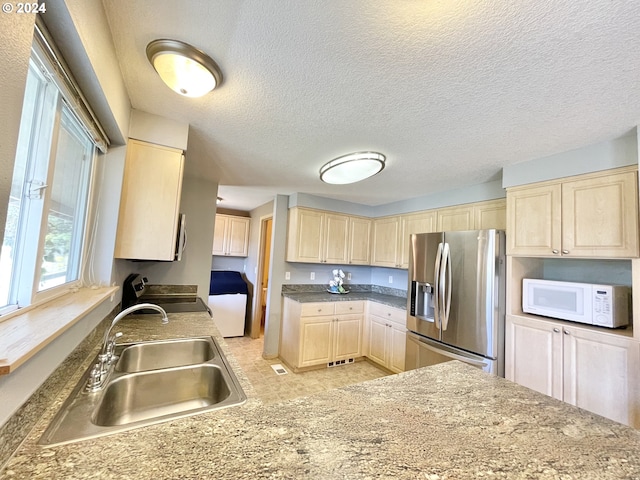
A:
[105,332,123,361]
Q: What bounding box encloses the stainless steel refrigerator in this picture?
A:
[405,229,506,376]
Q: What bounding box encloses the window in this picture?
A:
[0,28,102,313]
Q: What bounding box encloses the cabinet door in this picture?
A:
[323,213,349,264]
[399,211,436,269]
[436,205,473,231]
[226,217,250,256]
[212,215,229,255]
[388,322,406,373]
[563,327,640,427]
[299,316,333,367]
[333,314,363,360]
[367,315,389,366]
[371,216,400,267]
[505,315,563,400]
[115,140,184,260]
[473,199,506,230]
[287,208,324,263]
[562,171,639,258]
[506,183,562,256]
[348,216,371,265]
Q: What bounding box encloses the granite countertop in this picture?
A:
[282,287,407,310]
[3,312,640,479]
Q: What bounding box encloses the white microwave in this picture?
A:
[522,279,630,328]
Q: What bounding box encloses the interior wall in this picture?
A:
[211,256,246,272]
[243,201,274,336]
[282,263,372,287]
[263,195,289,357]
[120,172,218,299]
[502,130,637,188]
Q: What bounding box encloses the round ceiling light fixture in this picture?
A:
[146,39,223,97]
[319,152,386,184]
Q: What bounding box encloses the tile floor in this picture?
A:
[224,335,389,404]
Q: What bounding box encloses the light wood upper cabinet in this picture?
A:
[506,313,640,428]
[286,208,350,264]
[371,211,436,268]
[370,216,401,267]
[115,139,184,261]
[212,214,250,257]
[562,171,638,257]
[474,198,507,230]
[507,167,638,258]
[436,200,506,232]
[348,216,372,265]
[286,208,324,262]
[323,213,350,264]
[436,204,473,232]
[399,211,436,268]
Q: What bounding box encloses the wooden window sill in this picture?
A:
[0,286,118,375]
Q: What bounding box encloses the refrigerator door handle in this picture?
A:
[441,242,452,331]
[433,242,443,329]
[406,331,489,369]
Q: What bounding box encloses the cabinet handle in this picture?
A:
[553,328,560,333]
[564,330,570,335]
[562,250,569,254]
[552,249,559,254]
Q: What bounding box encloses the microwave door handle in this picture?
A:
[441,242,452,331]
[434,242,443,330]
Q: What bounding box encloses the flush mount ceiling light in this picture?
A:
[146,39,223,97]
[319,152,386,184]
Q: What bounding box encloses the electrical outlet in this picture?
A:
[347,272,351,280]
[388,275,393,284]
[310,272,315,280]
[285,271,290,280]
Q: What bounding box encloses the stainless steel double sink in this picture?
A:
[39,336,246,446]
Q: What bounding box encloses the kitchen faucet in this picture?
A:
[86,303,169,392]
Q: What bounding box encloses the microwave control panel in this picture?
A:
[592,286,613,325]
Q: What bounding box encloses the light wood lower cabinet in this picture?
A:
[506,314,640,427]
[366,302,406,373]
[280,299,364,371]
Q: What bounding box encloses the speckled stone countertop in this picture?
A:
[282,284,407,310]
[3,312,640,479]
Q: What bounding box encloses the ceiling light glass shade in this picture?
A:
[146,39,223,97]
[319,152,386,184]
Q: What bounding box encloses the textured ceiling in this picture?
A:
[101,0,640,211]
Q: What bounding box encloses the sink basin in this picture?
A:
[93,364,230,426]
[115,337,215,373]
[39,336,246,446]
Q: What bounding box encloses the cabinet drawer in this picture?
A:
[369,302,406,326]
[335,301,364,315]
[301,303,334,316]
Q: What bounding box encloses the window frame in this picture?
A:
[0,31,101,313]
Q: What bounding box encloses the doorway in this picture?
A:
[251,216,272,338]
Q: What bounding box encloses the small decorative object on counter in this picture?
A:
[328,269,349,294]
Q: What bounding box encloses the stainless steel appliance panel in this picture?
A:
[407,232,443,341]
[440,230,503,358]
[406,331,497,374]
